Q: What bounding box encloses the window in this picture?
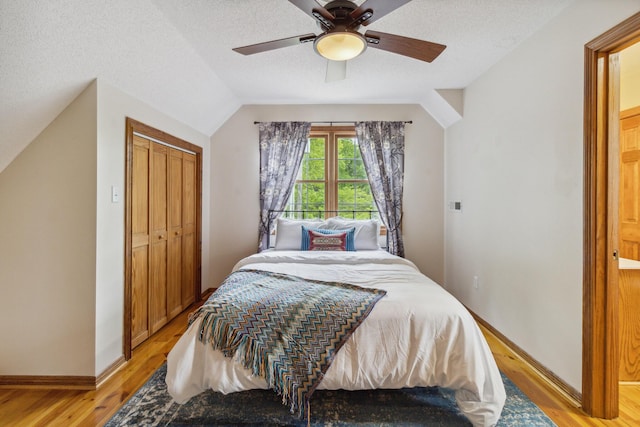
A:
[286,127,378,220]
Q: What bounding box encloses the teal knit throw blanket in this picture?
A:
[191,269,386,418]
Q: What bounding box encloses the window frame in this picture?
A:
[291,126,375,217]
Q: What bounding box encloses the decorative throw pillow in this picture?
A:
[307,229,348,251]
[301,226,356,251]
[325,217,381,250]
[274,218,328,250]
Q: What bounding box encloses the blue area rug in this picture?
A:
[105,364,556,426]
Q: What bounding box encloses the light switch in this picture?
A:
[111,186,120,203]
[449,201,462,211]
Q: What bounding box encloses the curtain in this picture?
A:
[355,121,405,257]
[258,121,311,251]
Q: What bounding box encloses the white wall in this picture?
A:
[95,80,211,375]
[444,0,640,391]
[209,104,444,288]
[0,82,97,376]
[0,78,212,377]
[621,41,640,110]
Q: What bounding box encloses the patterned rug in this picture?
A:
[105,364,557,426]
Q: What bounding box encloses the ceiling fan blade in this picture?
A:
[350,0,413,26]
[325,60,347,82]
[364,30,446,62]
[233,34,316,55]
[288,0,335,29]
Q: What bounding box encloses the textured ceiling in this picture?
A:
[0,0,574,172]
[153,0,573,103]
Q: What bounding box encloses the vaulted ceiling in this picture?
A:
[0,0,573,172]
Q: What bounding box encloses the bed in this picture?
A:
[165,216,506,426]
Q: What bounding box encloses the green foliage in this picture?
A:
[288,137,376,219]
[337,138,367,180]
[299,138,325,180]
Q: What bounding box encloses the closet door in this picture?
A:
[167,148,184,320]
[131,135,150,347]
[126,118,202,357]
[149,142,169,334]
[182,152,197,307]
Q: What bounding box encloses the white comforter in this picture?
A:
[166,250,506,426]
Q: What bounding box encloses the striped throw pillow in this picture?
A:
[307,230,347,251]
[301,226,356,251]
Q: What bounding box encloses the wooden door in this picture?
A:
[167,148,184,320]
[126,118,202,357]
[182,152,197,307]
[579,13,640,419]
[620,108,640,260]
[619,107,640,381]
[149,142,169,334]
[619,267,640,381]
[131,135,150,347]
[130,140,195,345]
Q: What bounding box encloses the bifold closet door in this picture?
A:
[167,148,184,320]
[167,148,197,318]
[149,142,169,334]
[182,152,197,307]
[131,136,198,348]
[131,135,150,347]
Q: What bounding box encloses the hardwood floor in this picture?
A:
[1,302,639,426]
[0,303,197,427]
[483,327,640,427]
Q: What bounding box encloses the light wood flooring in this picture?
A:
[1,299,639,426]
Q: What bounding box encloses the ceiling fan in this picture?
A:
[232,0,446,82]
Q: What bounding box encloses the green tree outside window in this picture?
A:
[286,128,378,221]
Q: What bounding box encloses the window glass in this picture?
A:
[286,127,378,221]
[337,138,367,180]
[299,137,325,181]
[288,183,325,214]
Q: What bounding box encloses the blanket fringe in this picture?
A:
[200,312,266,373]
[199,310,306,413]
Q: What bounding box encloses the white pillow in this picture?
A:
[274,218,328,250]
[324,217,381,250]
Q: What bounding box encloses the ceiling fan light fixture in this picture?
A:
[314,30,367,61]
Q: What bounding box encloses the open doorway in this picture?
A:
[583,12,640,419]
[617,42,640,382]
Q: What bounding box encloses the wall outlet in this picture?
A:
[473,275,479,289]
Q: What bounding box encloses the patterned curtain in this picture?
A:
[355,121,405,257]
[258,121,311,251]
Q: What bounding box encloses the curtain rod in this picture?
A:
[253,120,412,125]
